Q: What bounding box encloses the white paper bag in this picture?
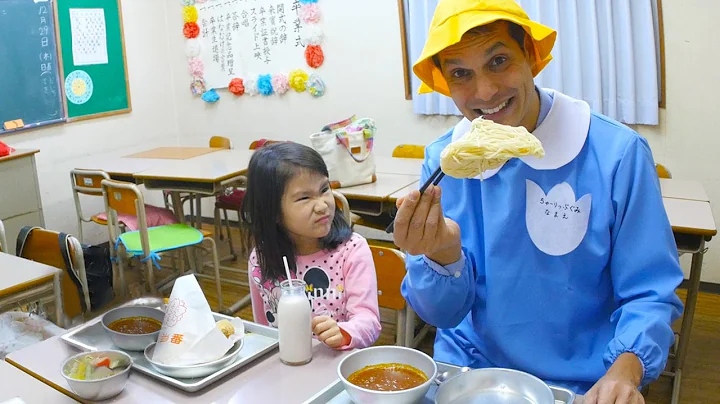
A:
[151,274,241,366]
[310,116,376,188]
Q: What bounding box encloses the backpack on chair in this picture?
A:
[16,226,114,314]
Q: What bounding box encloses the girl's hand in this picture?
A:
[312,315,350,348]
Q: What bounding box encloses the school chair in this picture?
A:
[70,169,115,243]
[13,226,90,327]
[656,163,672,179]
[370,245,432,348]
[392,144,425,159]
[101,179,224,310]
[333,191,352,225]
[213,138,286,260]
[0,219,6,253]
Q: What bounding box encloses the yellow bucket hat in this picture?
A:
[413,0,557,96]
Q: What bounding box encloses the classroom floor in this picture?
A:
[108,223,719,404]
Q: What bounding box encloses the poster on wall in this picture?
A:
[181,0,326,103]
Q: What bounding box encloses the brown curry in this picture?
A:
[347,363,428,391]
[108,316,162,334]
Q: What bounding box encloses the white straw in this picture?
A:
[283,256,292,284]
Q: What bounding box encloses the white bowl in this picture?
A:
[338,346,438,404]
[61,350,132,401]
[143,339,244,379]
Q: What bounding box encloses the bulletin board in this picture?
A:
[181,0,327,103]
[55,0,131,121]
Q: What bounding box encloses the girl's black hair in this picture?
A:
[241,142,352,281]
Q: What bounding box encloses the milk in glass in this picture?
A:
[278,279,313,365]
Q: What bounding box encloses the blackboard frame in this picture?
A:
[0,0,66,135]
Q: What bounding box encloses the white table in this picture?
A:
[6,336,347,404]
[0,253,63,328]
[0,361,77,404]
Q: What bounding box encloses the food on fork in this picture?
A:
[440,117,544,179]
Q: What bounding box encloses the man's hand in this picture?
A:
[312,316,350,349]
[585,353,645,404]
[392,185,462,265]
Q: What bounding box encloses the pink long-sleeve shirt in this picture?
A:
[248,233,381,349]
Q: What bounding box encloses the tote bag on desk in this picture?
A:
[310,116,377,188]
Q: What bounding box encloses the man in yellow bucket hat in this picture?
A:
[391,1,683,402]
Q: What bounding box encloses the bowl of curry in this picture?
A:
[338,346,437,404]
[101,306,165,351]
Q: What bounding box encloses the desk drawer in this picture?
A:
[0,156,41,219]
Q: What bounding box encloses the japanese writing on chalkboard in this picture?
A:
[538,197,581,220]
[37,5,56,100]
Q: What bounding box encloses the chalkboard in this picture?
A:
[56,0,131,121]
[0,0,65,135]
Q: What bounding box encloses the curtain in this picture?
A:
[406,0,661,125]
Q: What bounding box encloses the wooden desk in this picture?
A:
[0,253,63,328]
[660,197,716,404]
[6,336,347,404]
[134,149,254,195]
[124,147,222,160]
[660,178,710,202]
[0,361,77,404]
[75,158,169,183]
[335,173,418,218]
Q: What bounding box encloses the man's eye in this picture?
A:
[491,56,508,67]
[451,69,470,79]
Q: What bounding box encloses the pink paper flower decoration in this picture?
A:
[272,74,290,95]
[188,57,204,76]
[299,4,321,24]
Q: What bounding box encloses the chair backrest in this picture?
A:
[656,163,671,179]
[333,191,351,225]
[101,179,151,258]
[16,227,87,319]
[0,219,6,253]
[70,169,112,242]
[249,139,284,150]
[210,136,233,149]
[369,246,407,311]
[392,144,425,159]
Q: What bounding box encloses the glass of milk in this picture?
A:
[278,279,313,366]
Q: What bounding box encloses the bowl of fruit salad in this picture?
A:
[61,350,132,401]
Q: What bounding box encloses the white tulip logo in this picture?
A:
[525,180,592,256]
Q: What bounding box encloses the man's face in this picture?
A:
[437,21,540,131]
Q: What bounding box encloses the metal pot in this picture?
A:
[101,306,165,351]
[434,368,556,404]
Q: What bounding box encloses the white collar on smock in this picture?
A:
[449,89,591,180]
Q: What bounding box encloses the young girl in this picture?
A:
[242,142,381,350]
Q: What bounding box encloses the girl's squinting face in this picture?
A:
[280,169,335,254]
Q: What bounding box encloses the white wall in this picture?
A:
[3,0,719,283]
[2,0,180,244]
[166,0,459,154]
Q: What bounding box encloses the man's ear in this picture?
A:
[524,34,536,70]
